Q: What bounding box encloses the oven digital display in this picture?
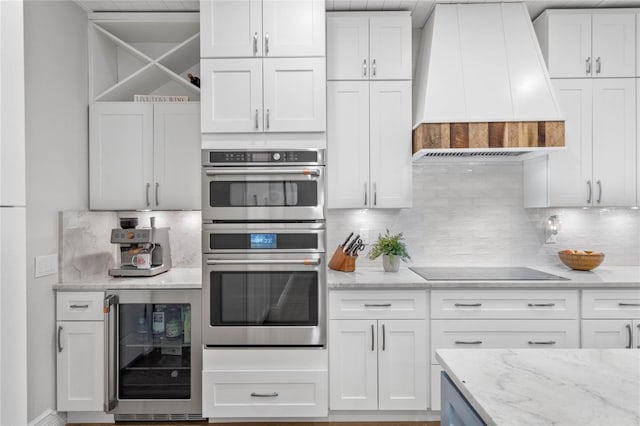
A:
[250,233,277,249]
[251,152,271,162]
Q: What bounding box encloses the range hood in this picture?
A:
[412,2,565,160]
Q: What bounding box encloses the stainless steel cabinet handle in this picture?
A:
[264,32,269,55]
[373,182,377,206]
[145,183,150,207]
[364,183,368,206]
[382,323,386,351]
[619,303,640,306]
[586,57,591,75]
[587,180,592,204]
[626,324,632,349]
[637,324,640,349]
[455,303,482,307]
[596,180,602,204]
[253,32,258,56]
[528,341,556,345]
[155,182,159,206]
[363,59,367,76]
[371,324,375,351]
[372,59,377,77]
[254,109,259,130]
[206,168,320,177]
[527,303,555,307]
[266,108,270,130]
[251,392,278,397]
[57,326,63,352]
[104,294,117,412]
[364,303,392,308]
[69,304,89,309]
[455,340,483,345]
[595,57,601,74]
[207,259,321,266]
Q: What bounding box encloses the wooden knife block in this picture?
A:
[328,245,356,272]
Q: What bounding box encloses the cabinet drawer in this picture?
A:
[56,292,104,321]
[582,289,640,319]
[431,289,578,319]
[329,290,427,319]
[202,369,328,418]
[431,319,579,363]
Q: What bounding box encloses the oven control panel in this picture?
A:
[207,150,323,165]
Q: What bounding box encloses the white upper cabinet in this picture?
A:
[524,78,636,208]
[536,10,636,78]
[90,102,200,210]
[89,13,201,102]
[200,0,325,58]
[327,13,411,80]
[201,58,325,133]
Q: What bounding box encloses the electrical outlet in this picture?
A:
[359,228,370,243]
[35,253,58,278]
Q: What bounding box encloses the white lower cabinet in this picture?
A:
[329,290,428,411]
[581,289,640,348]
[202,349,328,418]
[56,292,105,412]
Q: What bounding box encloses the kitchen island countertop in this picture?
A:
[328,265,640,288]
[53,267,201,290]
[436,348,640,426]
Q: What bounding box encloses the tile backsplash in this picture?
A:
[60,161,639,280]
[327,161,640,268]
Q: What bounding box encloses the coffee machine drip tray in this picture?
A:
[109,264,170,277]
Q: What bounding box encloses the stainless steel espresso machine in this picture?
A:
[109,217,172,277]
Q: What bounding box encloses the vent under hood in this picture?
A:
[412,2,565,160]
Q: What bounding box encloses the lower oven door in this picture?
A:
[202,253,326,347]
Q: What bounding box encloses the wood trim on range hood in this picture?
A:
[413,121,565,154]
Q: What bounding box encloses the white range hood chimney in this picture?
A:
[412,2,565,160]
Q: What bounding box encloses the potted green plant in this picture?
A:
[367,229,410,272]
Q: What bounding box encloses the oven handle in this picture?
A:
[206,259,321,266]
[104,294,118,412]
[205,168,321,177]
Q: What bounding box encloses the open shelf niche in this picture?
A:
[89,13,201,102]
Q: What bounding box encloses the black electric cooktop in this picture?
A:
[409,267,569,281]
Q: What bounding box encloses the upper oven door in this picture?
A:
[202,222,326,254]
[201,167,325,221]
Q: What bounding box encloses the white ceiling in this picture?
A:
[74,0,640,27]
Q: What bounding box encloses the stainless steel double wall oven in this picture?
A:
[201,149,326,347]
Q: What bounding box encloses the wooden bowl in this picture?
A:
[558,251,605,271]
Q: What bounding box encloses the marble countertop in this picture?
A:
[436,348,640,426]
[54,268,201,290]
[328,265,640,289]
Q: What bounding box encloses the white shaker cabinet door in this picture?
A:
[548,79,593,207]
[262,0,325,57]
[546,14,592,78]
[200,0,262,58]
[327,81,370,209]
[592,14,636,78]
[592,78,636,206]
[201,58,263,133]
[326,15,369,80]
[262,58,326,132]
[153,103,201,210]
[377,320,428,411]
[56,321,104,412]
[329,320,378,411]
[369,15,412,80]
[369,81,412,208]
[581,319,635,348]
[90,103,154,210]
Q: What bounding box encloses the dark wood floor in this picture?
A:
[70,422,440,426]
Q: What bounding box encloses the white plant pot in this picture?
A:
[382,254,400,272]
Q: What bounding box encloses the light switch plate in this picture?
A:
[35,253,58,278]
